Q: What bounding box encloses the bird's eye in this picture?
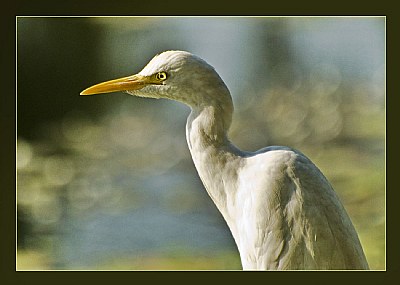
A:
[155,72,167,81]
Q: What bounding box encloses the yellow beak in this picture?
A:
[80,74,150,95]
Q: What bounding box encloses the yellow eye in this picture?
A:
[155,72,167,81]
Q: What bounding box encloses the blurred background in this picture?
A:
[17,17,385,270]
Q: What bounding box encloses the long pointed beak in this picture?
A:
[80,74,150,95]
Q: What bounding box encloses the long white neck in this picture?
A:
[185,98,244,226]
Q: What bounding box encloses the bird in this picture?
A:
[80,50,369,270]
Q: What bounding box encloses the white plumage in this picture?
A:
[81,50,369,270]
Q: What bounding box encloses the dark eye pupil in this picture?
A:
[157,72,166,80]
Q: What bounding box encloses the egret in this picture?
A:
[80,50,369,270]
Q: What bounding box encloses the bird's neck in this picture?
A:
[186,99,243,221]
[187,102,232,146]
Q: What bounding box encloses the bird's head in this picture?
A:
[80,50,231,107]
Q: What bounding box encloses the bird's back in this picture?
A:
[232,147,369,270]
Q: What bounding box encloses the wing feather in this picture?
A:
[243,148,369,270]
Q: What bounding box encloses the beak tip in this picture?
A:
[80,89,94,96]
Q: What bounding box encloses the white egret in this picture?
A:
[80,50,369,270]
